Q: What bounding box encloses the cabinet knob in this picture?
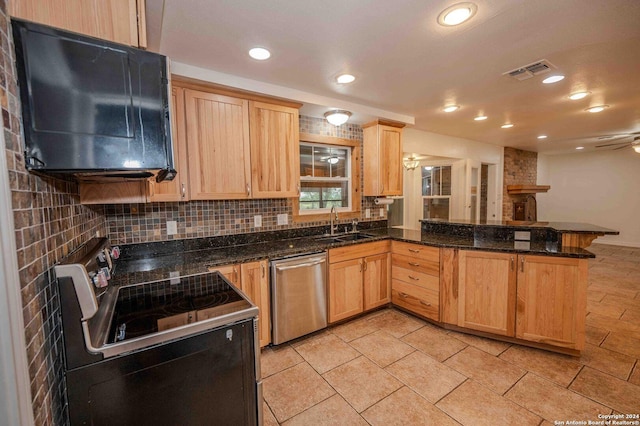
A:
[510,256,515,271]
[409,262,420,267]
[408,275,420,281]
[420,300,431,307]
[246,184,251,196]
[408,248,420,253]
[399,292,409,298]
[181,183,186,198]
[520,256,525,273]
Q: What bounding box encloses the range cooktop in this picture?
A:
[108,272,251,343]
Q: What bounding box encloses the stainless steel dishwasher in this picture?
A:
[270,252,327,344]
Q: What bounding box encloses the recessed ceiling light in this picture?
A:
[443,105,459,112]
[586,105,609,113]
[336,74,356,84]
[537,135,548,139]
[437,2,478,26]
[248,47,271,60]
[501,123,514,129]
[576,146,584,150]
[542,75,565,84]
[474,115,488,121]
[568,91,590,100]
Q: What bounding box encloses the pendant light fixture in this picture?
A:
[403,156,420,170]
[324,110,352,126]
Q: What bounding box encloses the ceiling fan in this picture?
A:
[595,133,640,151]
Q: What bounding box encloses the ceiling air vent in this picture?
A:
[503,59,556,81]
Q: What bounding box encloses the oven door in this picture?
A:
[65,319,258,426]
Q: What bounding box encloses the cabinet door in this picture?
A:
[10,0,146,47]
[379,125,403,196]
[249,101,300,198]
[208,264,240,286]
[516,255,587,350]
[241,260,271,347]
[458,250,516,336]
[329,259,364,323]
[363,253,391,311]
[363,124,403,196]
[148,86,190,202]
[185,90,252,200]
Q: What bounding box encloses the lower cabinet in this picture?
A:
[457,250,516,336]
[449,250,587,351]
[516,255,587,350]
[391,241,440,321]
[209,260,271,347]
[328,241,391,323]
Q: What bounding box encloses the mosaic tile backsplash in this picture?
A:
[105,116,386,244]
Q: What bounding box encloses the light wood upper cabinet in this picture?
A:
[241,260,271,347]
[10,0,147,48]
[516,255,587,351]
[148,86,190,202]
[185,89,252,200]
[249,101,300,198]
[458,250,516,336]
[363,120,404,196]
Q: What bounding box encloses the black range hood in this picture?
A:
[12,19,175,182]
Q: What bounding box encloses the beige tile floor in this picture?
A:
[261,244,640,425]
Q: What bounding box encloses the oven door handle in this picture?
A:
[275,259,326,271]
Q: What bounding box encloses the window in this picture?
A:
[299,143,351,212]
[293,133,361,222]
[422,165,451,220]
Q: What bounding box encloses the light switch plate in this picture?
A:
[365,208,371,218]
[277,214,288,225]
[254,215,262,227]
[166,220,177,235]
[379,208,385,217]
[169,271,180,285]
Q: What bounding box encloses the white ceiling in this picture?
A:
[147,0,640,155]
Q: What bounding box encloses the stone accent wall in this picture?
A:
[105,116,384,244]
[502,147,537,221]
[2,9,107,425]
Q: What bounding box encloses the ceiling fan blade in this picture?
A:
[595,141,631,148]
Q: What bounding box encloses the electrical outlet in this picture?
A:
[166,220,177,235]
[379,208,385,217]
[277,214,288,225]
[254,215,262,227]
[365,208,371,218]
[169,271,180,285]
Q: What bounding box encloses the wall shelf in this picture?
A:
[506,185,550,194]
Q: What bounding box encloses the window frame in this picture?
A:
[421,165,452,220]
[293,132,361,223]
[299,142,351,213]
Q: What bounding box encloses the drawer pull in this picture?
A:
[420,300,432,307]
[408,248,421,253]
[408,275,420,281]
[399,292,409,298]
[408,262,420,267]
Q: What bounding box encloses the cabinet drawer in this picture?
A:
[329,240,390,264]
[392,280,439,321]
[392,266,439,292]
[392,253,439,277]
[392,241,439,262]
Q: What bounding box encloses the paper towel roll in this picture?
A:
[374,198,394,205]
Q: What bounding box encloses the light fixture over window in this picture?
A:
[324,110,352,126]
[248,47,271,60]
[403,156,420,170]
[327,156,339,164]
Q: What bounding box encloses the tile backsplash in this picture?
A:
[105,116,385,245]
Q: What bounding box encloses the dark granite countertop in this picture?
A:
[111,221,595,286]
[420,218,619,235]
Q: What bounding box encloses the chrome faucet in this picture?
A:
[330,206,339,235]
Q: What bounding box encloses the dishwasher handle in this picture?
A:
[274,258,326,272]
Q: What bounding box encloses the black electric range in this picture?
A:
[55,238,261,425]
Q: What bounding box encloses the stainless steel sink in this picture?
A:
[314,232,376,244]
